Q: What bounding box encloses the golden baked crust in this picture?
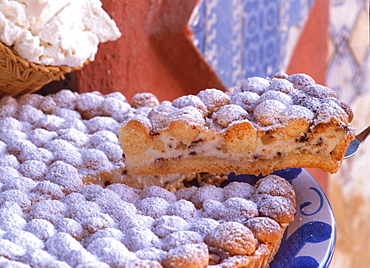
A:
[119,73,355,175]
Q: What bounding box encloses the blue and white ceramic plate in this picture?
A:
[222,168,335,268]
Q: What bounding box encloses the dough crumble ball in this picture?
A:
[162,243,209,268]
[211,104,249,128]
[76,92,104,119]
[102,200,137,222]
[88,130,119,147]
[34,114,65,131]
[244,217,282,244]
[0,202,23,217]
[205,221,257,255]
[189,218,219,238]
[55,218,84,241]
[152,215,190,238]
[86,237,136,267]
[58,128,88,148]
[191,184,224,209]
[302,84,337,99]
[16,104,44,124]
[257,90,293,107]
[24,219,56,241]
[0,213,26,231]
[268,78,294,93]
[255,194,296,224]
[222,181,255,200]
[137,197,169,218]
[147,103,176,130]
[1,176,36,192]
[66,200,101,222]
[105,92,128,103]
[18,160,45,181]
[0,238,26,259]
[106,183,140,203]
[0,189,31,211]
[230,91,259,113]
[52,89,78,110]
[119,214,154,233]
[174,186,197,201]
[45,232,83,260]
[316,99,350,123]
[255,175,296,206]
[0,130,27,145]
[45,139,79,163]
[213,197,259,222]
[0,167,20,183]
[101,97,132,121]
[166,199,196,221]
[139,186,176,203]
[161,230,203,251]
[80,149,114,174]
[253,99,286,126]
[172,95,207,117]
[123,227,160,252]
[3,229,44,253]
[131,93,159,108]
[45,161,83,194]
[197,88,230,115]
[86,228,124,246]
[19,249,57,268]
[28,128,58,147]
[29,199,66,224]
[61,192,86,206]
[18,147,54,165]
[63,248,98,268]
[240,76,270,95]
[85,116,119,134]
[0,117,23,132]
[30,181,65,201]
[135,247,166,263]
[79,184,103,201]
[7,139,37,157]
[18,94,44,108]
[87,189,122,207]
[96,142,123,163]
[38,95,58,114]
[0,154,19,168]
[0,96,18,117]
[286,73,315,90]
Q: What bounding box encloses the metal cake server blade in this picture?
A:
[344,125,370,158]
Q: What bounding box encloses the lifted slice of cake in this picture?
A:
[119,73,355,175]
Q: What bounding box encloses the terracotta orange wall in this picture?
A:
[76,0,226,102]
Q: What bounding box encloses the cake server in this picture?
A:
[344,125,370,158]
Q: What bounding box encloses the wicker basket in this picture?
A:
[0,41,84,97]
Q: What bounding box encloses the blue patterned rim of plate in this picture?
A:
[221,168,336,268]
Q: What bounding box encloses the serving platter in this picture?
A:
[223,168,336,268]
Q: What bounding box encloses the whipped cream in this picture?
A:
[0,0,121,67]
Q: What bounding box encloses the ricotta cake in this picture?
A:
[0,88,296,267]
[119,73,355,175]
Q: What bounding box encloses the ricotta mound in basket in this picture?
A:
[120,73,355,175]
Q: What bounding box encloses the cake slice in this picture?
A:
[119,73,355,175]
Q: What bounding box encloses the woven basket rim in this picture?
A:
[0,41,85,96]
[0,41,83,73]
